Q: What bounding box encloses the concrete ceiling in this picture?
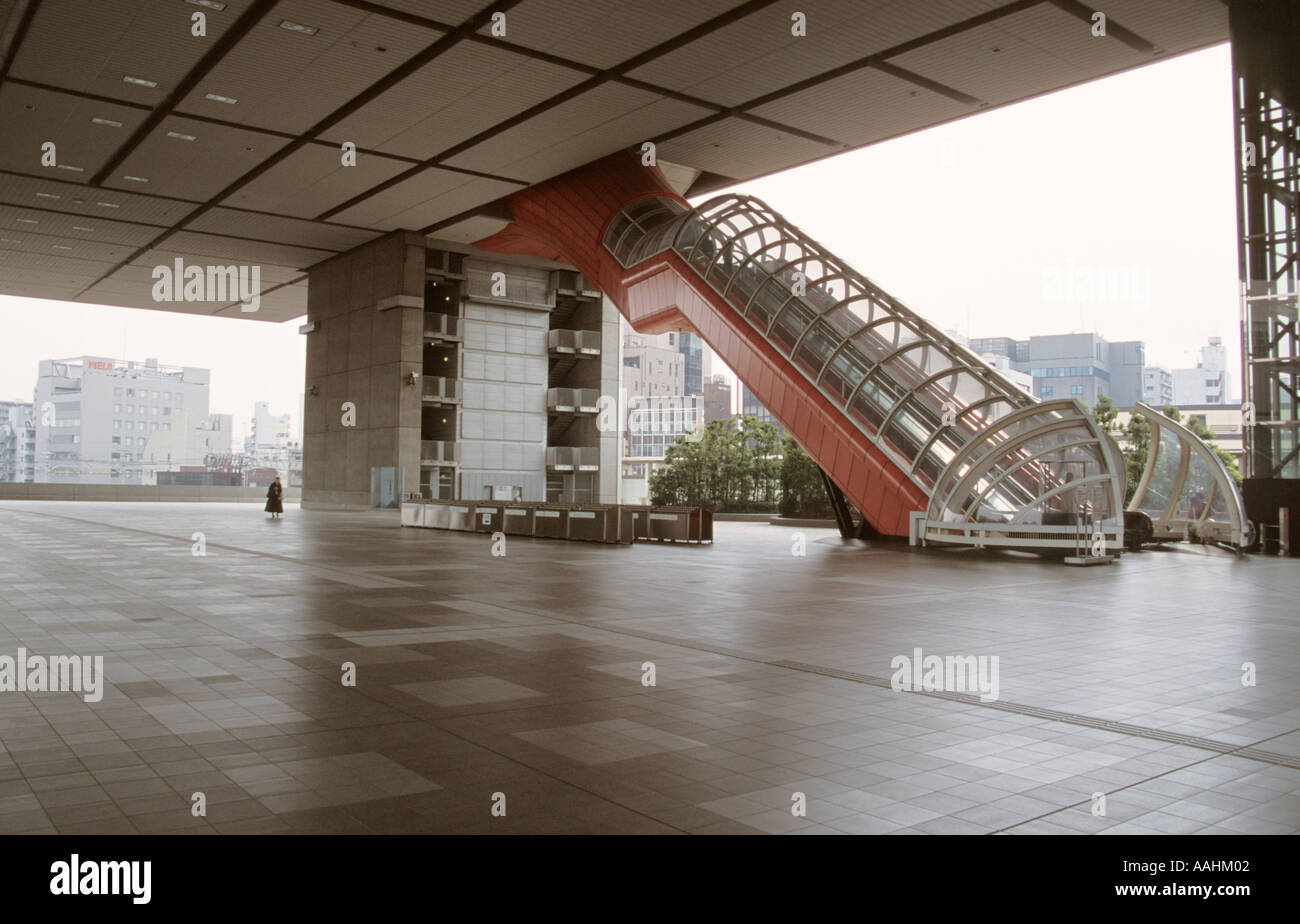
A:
[0,0,1229,321]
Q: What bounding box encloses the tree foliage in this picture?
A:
[648,415,783,510]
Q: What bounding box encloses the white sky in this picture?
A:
[0,43,1238,435]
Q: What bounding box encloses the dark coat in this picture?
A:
[265,482,283,514]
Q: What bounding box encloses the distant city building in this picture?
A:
[968,333,1145,407]
[674,331,704,395]
[702,375,732,423]
[32,357,211,484]
[1172,336,1232,405]
[740,383,783,433]
[1143,366,1174,406]
[0,400,35,483]
[626,394,702,458]
[247,402,301,485]
[622,332,685,398]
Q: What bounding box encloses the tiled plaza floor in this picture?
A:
[0,501,1297,835]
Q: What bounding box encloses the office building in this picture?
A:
[32,357,210,484]
[0,400,35,483]
[1173,336,1232,405]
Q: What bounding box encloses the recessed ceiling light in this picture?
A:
[35,192,61,199]
[72,226,92,232]
[56,164,85,172]
[278,20,318,35]
[123,76,158,88]
[0,238,21,244]
[187,0,227,10]
[166,131,197,141]
[91,117,123,127]
[121,175,149,183]
[53,244,73,250]
[96,202,120,208]
[203,92,237,104]
[15,219,38,225]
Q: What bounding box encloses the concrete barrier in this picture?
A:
[0,484,302,503]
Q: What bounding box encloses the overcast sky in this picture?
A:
[0,43,1237,437]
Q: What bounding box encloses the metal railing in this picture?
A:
[420,440,456,464]
[423,312,460,339]
[422,376,458,401]
[546,388,601,412]
[545,446,600,469]
[547,329,601,353]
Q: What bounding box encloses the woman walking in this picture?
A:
[265,476,284,519]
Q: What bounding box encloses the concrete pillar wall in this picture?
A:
[302,231,425,508]
[598,295,622,504]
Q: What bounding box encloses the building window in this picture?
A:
[113,420,121,430]
[113,387,122,397]
[1040,386,1053,396]
[113,403,120,413]
[151,391,158,399]
[1070,385,1084,395]
[163,392,171,400]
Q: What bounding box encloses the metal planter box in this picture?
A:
[533,506,568,539]
[446,503,476,531]
[400,501,425,527]
[425,502,452,530]
[567,506,619,542]
[474,505,503,533]
[502,504,535,535]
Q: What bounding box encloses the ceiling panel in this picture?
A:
[321,42,588,162]
[0,203,160,249]
[175,2,441,134]
[748,65,972,147]
[427,216,511,244]
[364,0,485,24]
[210,278,307,320]
[9,0,257,106]
[0,228,137,266]
[144,231,334,271]
[443,83,715,181]
[656,116,840,181]
[327,168,520,229]
[105,116,292,200]
[626,0,1009,108]
[76,266,305,321]
[0,83,150,181]
[0,171,196,226]
[890,4,1146,108]
[1090,0,1228,54]
[477,0,742,70]
[221,142,414,218]
[185,207,380,252]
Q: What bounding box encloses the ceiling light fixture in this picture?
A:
[166,131,197,141]
[56,164,85,172]
[72,226,92,232]
[278,20,318,35]
[121,175,149,183]
[15,218,38,225]
[91,117,123,127]
[203,92,237,104]
[0,238,21,244]
[53,244,73,250]
[96,202,120,208]
[122,76,158,88]
[35,192,60,199]
[187,0,227,10]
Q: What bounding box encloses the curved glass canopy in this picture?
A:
[1128,403,1250,547]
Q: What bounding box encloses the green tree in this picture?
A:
[778,436,831,517]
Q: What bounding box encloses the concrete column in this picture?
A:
[302,231,425,508]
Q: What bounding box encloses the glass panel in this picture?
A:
[850,375,905,435]
[794,320,841,378]
[821,347,871,407]
[746,278,792,330]
[771,300,817,356]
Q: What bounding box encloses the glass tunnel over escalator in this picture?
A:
[475,152,1248,554]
